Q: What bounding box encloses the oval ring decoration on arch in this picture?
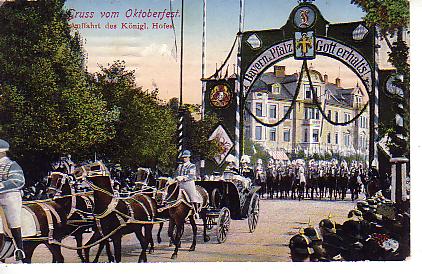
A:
[242,36,373,98]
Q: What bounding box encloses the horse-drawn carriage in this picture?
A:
[196,171,261,242]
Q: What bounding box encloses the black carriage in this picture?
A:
[196,174,261,243]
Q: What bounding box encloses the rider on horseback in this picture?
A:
[0,139,26,261]
[175,150,201,219]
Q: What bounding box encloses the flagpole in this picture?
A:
[178,0,185,158]
[201,0,207,119]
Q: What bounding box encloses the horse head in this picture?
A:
[47,172,73,197]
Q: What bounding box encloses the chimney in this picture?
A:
[335,77,341,88]
[324,74,328,84]
[274,65,286,78]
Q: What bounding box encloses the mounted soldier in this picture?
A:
[0,139,26,261]
[224,154,239,175]
[239,155,254,181]
[175,150,201,219]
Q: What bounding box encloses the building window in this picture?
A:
[344,113,351,123]
[269,105,277,119]
[305,108,319,120]
[245,126,251,138]
[283,129,290,142]
[335,133,339,144]
[335,111,339,123]
[312,129,319,143]
[305,86,312,99]
[256,103,263,117]
[344,133,350,146]
[328,110,332,120]
[255,126,263,140]
[270,128,276,141]
[284,106,291,119]
[245,102,252,121]
[273,85,280,94]
[327,132,331,144]
[303,128,309,142]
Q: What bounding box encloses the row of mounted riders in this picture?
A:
[0,162,214,263]
[254,166,385,201]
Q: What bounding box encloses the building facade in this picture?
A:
[244,65,369,160]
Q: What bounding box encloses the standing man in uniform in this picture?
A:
[0,139,25,261]
[175,150,201,219]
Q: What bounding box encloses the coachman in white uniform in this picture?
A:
[0,139,25,261]
[175,150,201,219]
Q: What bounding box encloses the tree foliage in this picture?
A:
[93,61,178,172]
[0,0,114,180]
[243,138,271,165]
[352,0,410,157]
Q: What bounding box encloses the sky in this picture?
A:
[57,0,378,104]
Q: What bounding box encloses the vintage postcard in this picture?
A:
[0,0,415,268]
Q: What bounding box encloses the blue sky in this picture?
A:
[64,0,367,103]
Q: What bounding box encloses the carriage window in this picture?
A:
[270,128,276,141]
[255,126,263,140]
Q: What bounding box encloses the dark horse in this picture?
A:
[0,174,91,263]
[82,174,156,263]
[46,172,114,263]
[159,179,209,259]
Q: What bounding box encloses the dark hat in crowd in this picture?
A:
[289,234,314,256]
[304,226,322,242]
[342,220,365,241]
[319,218,336,233]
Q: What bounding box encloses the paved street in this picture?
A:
[13,198,358,263]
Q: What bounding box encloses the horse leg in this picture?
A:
[111,235,122,263]
[202,214,210,242]
[144,225,154,254]
[104,239,115,262]
[171,223,184,260]
[83,230,102,263]
[188,215,197,251]
[47,243,64,263]
[157,222,163,244]
[92,241,106,263]
[74,233,86,263]
[168,218,175,247]
[22,241,38,263]
[134,229,148,263]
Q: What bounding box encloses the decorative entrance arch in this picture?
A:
[202,1,377,172]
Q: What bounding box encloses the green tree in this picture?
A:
[243,138,271,165]
[167,98,220,162]
[0,0,114,180]
[351,0,410,157]
[93,61,177,172]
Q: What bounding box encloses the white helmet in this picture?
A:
[257,158,263,165]
[225,154,237,164]
[240,155,251,164]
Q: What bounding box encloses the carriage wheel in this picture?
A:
[211,188,222,208]
[216,207,230,243]
[247,194,260,233]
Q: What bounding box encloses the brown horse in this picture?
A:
[82,174,156,263]
[0,180,78,263]
[159,179,209,259]
[46,172,115,263]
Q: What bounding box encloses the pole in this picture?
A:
[179,0,184,106]
[178,0,185,157]
[235,0,245,163]
[201,0,207,119]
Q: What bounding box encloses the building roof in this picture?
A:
[249,70,365,109]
